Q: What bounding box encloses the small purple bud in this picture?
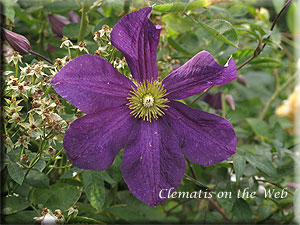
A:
[225,94,235,110]
[2,28,31,55]
[237,75,248,87]
[48,14,70,37]
[204,92,222,110]
[69,11,81,23]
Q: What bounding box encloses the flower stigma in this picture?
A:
[127,79,169,122]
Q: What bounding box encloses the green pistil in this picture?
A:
[127,79,169,122]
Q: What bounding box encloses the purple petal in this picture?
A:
[2,28,31,55]
[69,11,81,23]
[122,119,186,206]
[111,7,161,82]
[203,92,222,110]
[165,101,236,166]
[48,14,70,37]
[50,55,133,114]
[163,51,237,100]
[64,106,135,170]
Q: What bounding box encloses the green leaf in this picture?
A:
[61,167,83,179]
[63,23,81,40]
[3,196,29,215]
[187,0,230,10]
[162,14,193,37]
[167,37,193,56]
[287,2,297,34]
[246,154,277,177]
[233,155,246,184]
[246,118,270,137]
[7,163,25,185]
[4,210,37,224]
[69,216,105,224]
[24,170,49,188]
[2,0,17,23]
[154,2,186,12]
[44,0,80,12]
[44,184,82,210]
[31,188,51,205]
[250,57,283,67]
[197,19,239,48]
[232,198,252,223]
[83,170,105,210]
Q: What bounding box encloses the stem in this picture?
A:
[237,0,293,70]
[77,0,90,44]
[186,159,197,180]
[207,198,230,221]
[221,92,226,118]
[189,87,213,107]
[165,199,193,216]
[183,174,211,191]
[259,72,298,120]
[29,50,53,65]
[256,179,294,196]
[123,0,131,14]
[15,61,19,78]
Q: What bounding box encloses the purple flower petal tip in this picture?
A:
[163,51,238,100]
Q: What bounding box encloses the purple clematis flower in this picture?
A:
[50,7,237,206]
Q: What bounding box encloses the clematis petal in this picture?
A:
[111,7,161,82]
[50,55,133,114]
[122,119,186,206]
[64,106,135,170]
[163,51,237,100]
[165,101,236,166]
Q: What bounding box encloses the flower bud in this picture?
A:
[69,11,81,23]
[2,28,31,55]
[204,92,222,110]
[237,75,248,87]
[48,14,70,37]
[225,94,235,110]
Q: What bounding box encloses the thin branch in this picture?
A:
[189,87,213,106]
[29,50,53,65]
[237,0,293,70]
[165,199,193,216]
[288,142,300,149]
[207,198,230,221]
[183,174,211,191]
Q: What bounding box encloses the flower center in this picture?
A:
[127,80,169,122]
[143,94,154,108]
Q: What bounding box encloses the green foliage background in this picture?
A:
[1,0,299,224]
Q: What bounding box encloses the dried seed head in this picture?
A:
[102,24,110,31]
[3,134,8,140]
[29,123,37,130]
[11,80,19,86]
[12,51,19,57]
[56,58,63,66]
[18,85,24,91]
[21,154,29,163]
[32,102,42,108]
[61,36,69,42]
[78,41,86,47]
[94,49,101,56]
